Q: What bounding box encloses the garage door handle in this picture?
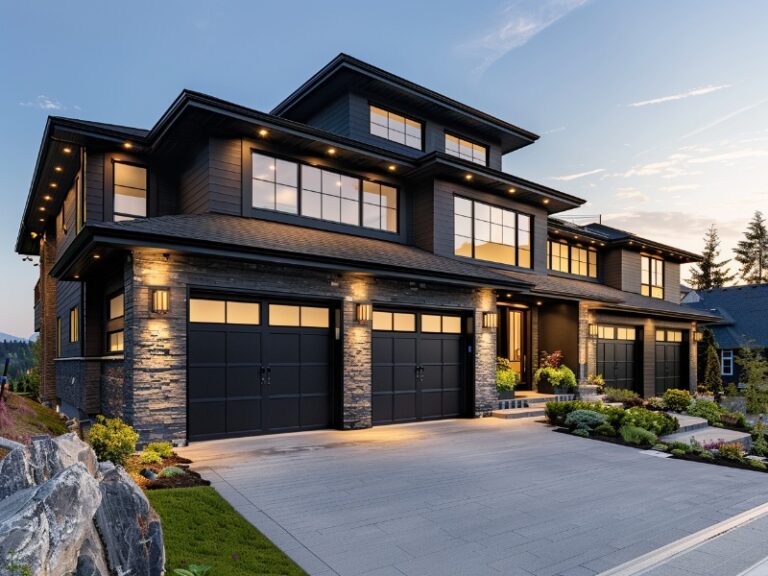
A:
[416,366,424,382]
[265,366,272,386]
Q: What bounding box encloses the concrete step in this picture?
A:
[492,407,546,420]
[671,413,710,434]
[661,426,752,450]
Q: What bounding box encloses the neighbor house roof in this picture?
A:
[684,284,768,348]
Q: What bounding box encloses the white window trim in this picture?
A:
[721,350,734,376]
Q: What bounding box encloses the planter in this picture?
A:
[498,390,515,400]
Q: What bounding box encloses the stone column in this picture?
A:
[577,302,592,382]
[342,275,372,429]
[689,321,698,393]
[473,288,497,415]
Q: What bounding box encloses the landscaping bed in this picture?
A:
[125,452,210,490]
[0,391,68,443]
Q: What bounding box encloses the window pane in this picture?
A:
[301,165,321,191]
[442,316,462,334]
[656,330,666,342]
[389,129,406,145]
[275,185,298,213]
[109,331,124,353]
[114,163,146,189]
[454,235,472,257]
[370,122,388,139]
[370,106,388,126]
[109,293,124,320]
[406,134,421,149]
[380,186,396,210]
[372,311,392,331]
[114,186,146,217]
[421,314,441,333]
[190,299,226,323]
[383,208,397,232]
[302,190,321,218]
[341,175,359,200]
[405,118,420,136]
[363,202,380,229]
[475,202,490,222]
[226,301,260,325]
[341,199,360,226]
[301,306,329,328]
[275,159,297,186]
[393,313,416,332]
[362,181,380,205]
[455,196,472,217]
[322,171,341,197]
[517,247,530,268]
[269,304,300,326]
[322,194,340,222]
[455,214,472,237]
[446,134,460,154]
[252,179,274,209]
[475,219,490,242]
[252,154,275,182]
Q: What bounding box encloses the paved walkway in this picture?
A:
[179,419,768,576]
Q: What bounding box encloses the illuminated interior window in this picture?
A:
[113,162,147,221]
[226,302,261,325]
[370,105,422,150]
[109,330,124,353]
[252,152,298,214]
[445,134,487,166]
[109,293,124,320]
[642,255,664,299]
[190,299,226,323]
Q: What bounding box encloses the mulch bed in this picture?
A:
[0,448,9,460]
[126,453,211,490]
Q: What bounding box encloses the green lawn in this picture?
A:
[147,487,306,576]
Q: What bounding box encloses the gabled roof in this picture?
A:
[271,53,539,154]
[685,284,768,348]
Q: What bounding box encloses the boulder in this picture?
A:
[0,464,101,575]
[94,466,165,576]
[73,525,110,576]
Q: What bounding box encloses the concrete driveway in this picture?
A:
[179,418,768,576]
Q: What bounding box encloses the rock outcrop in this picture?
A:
[0,433,165,576]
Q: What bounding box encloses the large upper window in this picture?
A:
[547,240,598,278]
[251,152,398,233]
[113,162,147,221]
[641,255,664,299]
[445,134,487,166]
[454,196,532,268]
[369,105,422,150]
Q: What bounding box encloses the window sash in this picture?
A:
[69,307,79,343]
[113,162,147,220]
[721,350,734,376]
[445,134,487,166]
[547,240,598,278]
[369,105,422,150]
[641,255,664,299]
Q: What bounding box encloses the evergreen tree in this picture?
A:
[688,224,735,289]
[703,344,723,403]
[734,211,768,284]
[697,328,716,381]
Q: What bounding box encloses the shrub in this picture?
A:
[725,383,741,398]
[721,410,746,428]
[749,459,768,471]
[565,409,606,432]
[534,365,578,393]
[603,387,643,407]
[496,358,518,393]
[752,421,768,456]
[158,466,186,478]
[572,429,590,438]
[645,397,665,411]
[671,448,687,457]
[620,425,658,447]
[699,451,716,461]
[539,350,564,369]
[703,343,724,402]
[140,450,163,465]
[594,423,617,437]
[718,443,746,461]
[145,441,174,459]
[701,439,727,451]
[588,373,605,393]
[738,347,768,413]
[663,389,692,412]
[545,401,623,427]
[668,441,692,453]
[652,443,669,452]
[87,416,139,466]
[687,398,722,425]
[622,407,678,436]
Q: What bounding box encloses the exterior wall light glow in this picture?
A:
[152,288,170,314]
[356,303,372,324]
[482,311,498,330]
[694,331,703,342]
[589,323,599,338]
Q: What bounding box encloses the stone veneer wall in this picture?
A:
[56,358,125,419]
[39,238,58,405]
[125,250,497,443]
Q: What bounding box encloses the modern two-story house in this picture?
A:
[16,54,717,443]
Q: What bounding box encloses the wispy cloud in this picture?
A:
[659,184,699,193]
[550,168,605,181]
[615,189,649,203]
[682,98,768,139]
[626,84,731,108]
[461,0,589,75]
[541,126,567,135]
[19,95,66,110]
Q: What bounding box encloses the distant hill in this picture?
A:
[0,332,26,343]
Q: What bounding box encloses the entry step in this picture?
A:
[491,407,546,420]
[670,413,710,434]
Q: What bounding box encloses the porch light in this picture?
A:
[589,323,599,338]
[123,142,133,150]
[356,303,372,324]
[694,331,704,342]
[151,288,170,314]
[482,312,498,330]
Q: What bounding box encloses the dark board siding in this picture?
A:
[209,138,242,216]
[412,181,434,252]
[85,152,104,223]
[602,249,623,291]
[56,182,78,262]
[305,94,351,136]
[665,262,681,303]
[433,179,548,273]
[56,280,82,358]
[179,143,210,214]
[539,302,579,369]
[621,250,642,294]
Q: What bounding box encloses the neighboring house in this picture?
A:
[683,284,768,384]
[16,54,716,443]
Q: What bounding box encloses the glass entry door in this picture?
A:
[507,309,529,388]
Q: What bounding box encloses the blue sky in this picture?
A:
[1,0,766,337]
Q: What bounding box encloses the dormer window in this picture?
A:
[445,134,487,166]
[641,255,664,299]
[369,105,422,150]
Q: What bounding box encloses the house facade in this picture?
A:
[683,284,768,385]
[17,54,716,444]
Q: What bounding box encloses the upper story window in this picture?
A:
[251,152,398,233]
[641,255,664,299]
[454,196,532,268]
[369,105,422,150]
[547,240,598,278]
[69,307,79,343]
[721,350,734,376]
[445,134,487,166]
[113,162,147,222]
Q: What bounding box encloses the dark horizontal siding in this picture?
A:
[305,94,351,136]
[179,143,210,214]
[56,280,82,358]
[209,138,241,215]
[86,152,104,222]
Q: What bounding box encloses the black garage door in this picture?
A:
[372,310,467,425]
[655,329,687,395]
[188,297,333,441]
[596,325,640,393]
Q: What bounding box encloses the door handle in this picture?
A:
[260,365,267,386]
[265,366,272,386]
[415,366,424,382]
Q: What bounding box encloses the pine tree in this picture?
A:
[703,344,723,403]
[734,211,768,284]
[688,224,735,289]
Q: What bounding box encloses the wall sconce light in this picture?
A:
[151,288,170,314]
[482,311,498,330]
[356,303,372,325]
[589,323,599,338]
[694,331,703,342]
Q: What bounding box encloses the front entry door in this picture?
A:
[507,309,529,387]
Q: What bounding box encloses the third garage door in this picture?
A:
[372,310,467,425]
[655,329,687,395]
[596,325,640,393]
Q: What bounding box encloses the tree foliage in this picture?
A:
[689,224,735,289]
[0,339,39,399]
[734,211,768,284]
[703,343,723,402]
[737,346,768,414]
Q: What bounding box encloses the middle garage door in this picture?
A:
[371,310,467,425]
